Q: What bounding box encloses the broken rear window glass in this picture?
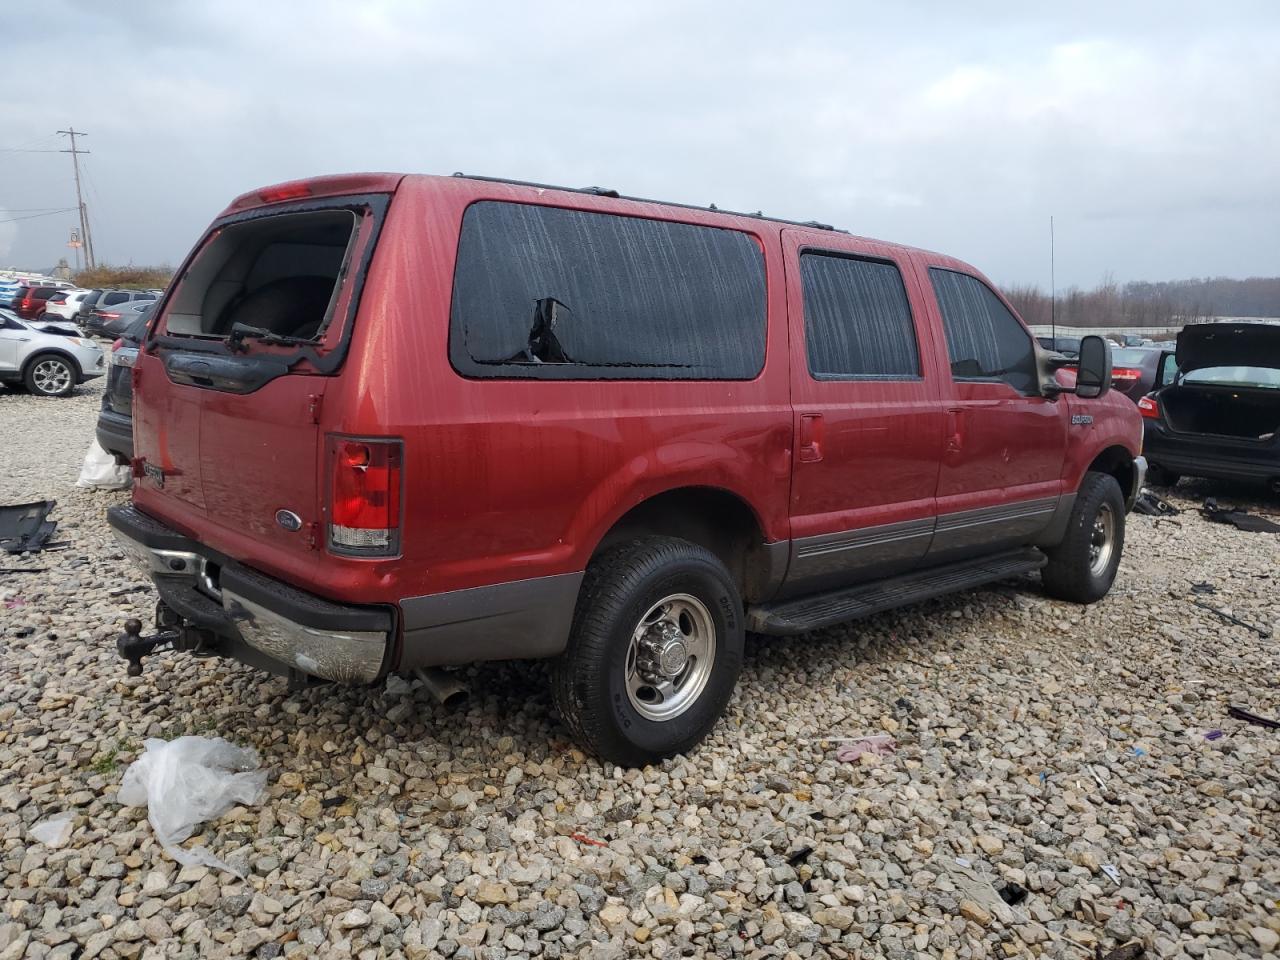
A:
[449,201,767,380]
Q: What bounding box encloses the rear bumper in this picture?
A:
[1144,426,1280,483]
[107,503,393,684]
[96,408,134,462]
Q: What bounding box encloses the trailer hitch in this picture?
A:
[117,618,180,677]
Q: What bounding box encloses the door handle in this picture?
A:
[799,413,824,463]
[945,407,964,454]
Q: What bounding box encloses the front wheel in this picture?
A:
[24,354,76,397]
[552,536,744,766]
[1041,472,1126,604]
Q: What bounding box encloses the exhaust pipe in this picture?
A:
[1269,477,1280,495]
[413,667,469,709]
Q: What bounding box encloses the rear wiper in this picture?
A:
[227,322,314,351]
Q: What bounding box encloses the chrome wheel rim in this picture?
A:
[1089,503,1116,577]
[33,359,71,395]
[625,593,716,721]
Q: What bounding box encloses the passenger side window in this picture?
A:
[450,202,766,380]
[800,252,920,379]
[102,292,128,306]
[929,268,1038,394]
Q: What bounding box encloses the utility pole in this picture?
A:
[1049,215,1056,340]
[57,127,95,269]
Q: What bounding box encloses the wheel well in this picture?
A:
[23,349,82,381]
[1086,445,1135,496]
[594,487,773,601]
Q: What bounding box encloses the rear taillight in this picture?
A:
[100,312,121,319]
[1137,396,1160,419]
[327,436,403,556]
[1112,367,1141,382]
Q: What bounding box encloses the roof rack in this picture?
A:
[450,172,843,232]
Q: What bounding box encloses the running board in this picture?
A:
[747,547,1047,636]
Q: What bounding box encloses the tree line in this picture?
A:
[1003,275,1280,328]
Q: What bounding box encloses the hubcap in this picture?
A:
[625,593,716,722]
[33,359,71,395]
[1089,502,1116,577]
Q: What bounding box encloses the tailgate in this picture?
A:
[131,183,392,579]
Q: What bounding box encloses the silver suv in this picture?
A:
[0,308,105,397]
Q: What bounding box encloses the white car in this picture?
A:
[0,308,105,397]
[43,288,93,321]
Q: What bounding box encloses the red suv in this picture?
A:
[14,285,64,320]
[109,173,1144,765]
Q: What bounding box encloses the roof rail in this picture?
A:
[450,172,843,232]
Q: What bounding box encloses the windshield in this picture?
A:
[1182,366,1280,389]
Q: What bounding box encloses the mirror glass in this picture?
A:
[1075,335,1112,398]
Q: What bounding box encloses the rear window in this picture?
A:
[1113,349,1149,364]
[1184,366,1280,388]
[102,291,129,306]
[449,201,766,380]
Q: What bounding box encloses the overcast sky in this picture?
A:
[3,1,1277,288]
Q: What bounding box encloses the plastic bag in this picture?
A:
[76,440,131,490]
[118,736,268,875]
[29,814,73,848]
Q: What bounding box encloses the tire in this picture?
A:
[552,536,744,766]
[1041,472,1126,604]
[24,354,77,397]
[1145,463,1180,487]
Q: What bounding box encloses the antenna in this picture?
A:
[1049,215,1056,340]
[57,127,96,270]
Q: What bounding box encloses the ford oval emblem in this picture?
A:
[275,509,303,532]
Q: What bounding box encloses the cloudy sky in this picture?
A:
[2,1,1277,288]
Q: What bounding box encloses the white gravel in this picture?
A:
[1,380,1279,960]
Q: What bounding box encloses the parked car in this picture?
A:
[1036,335,1081,358]
[1140,322,1280,490]
[108,173,1143,765]
[80,289,158,334]
[85,299,155,340]
[96,311,151,463]
[43,288,92,321]
[0,307,105,396]
[14,285,69,320]
[1110,346,1172,401]
[0,281,24,308]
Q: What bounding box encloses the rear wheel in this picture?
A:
[1042,472,1126,603]
[1145,463,1180,487]
[552,536,743,766]
[24,354,76,397]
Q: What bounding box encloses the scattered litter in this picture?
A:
[954,857,972,868]
[1204,729,1224,741]
[0,500,58,554]
[1101,863,1122,885]
[1101,941,1145,960]
[4,597,26,608]
[1189,599,1270,638]
[1201,498,1280,534]
[384,674,414,697]
[997,881,1028,906]
[1189,581,1217,594]
[786,845,814,866]
[117,736,268,876]
[0,567,47,575]
[1131,746,1147,757]
[1132,490,1179,516]
[77,440,132,490]
[29,814,73,849]
[1227,704,1280,730]
[835,734,897,762]
[1088,765,1110,791]
[947,860,1023,924]
[320,795,349,809]
[570,832,608,848]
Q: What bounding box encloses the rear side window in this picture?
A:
[800,252,919,379]
[450,201,766,380]
[930,269,1037,394]
[102,291,128,306]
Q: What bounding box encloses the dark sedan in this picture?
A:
[96,311,151,463]
[84,299,154,340]
[1141,323,1280,490]
[1111,347,1173,401]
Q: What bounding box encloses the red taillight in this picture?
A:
[1137,396,1160,419]
[100,312,121,319]
[327,437,402,555]
[110,338,124,351]
[1112,367,1142,381]
[20,297,31,308]
[258,182,313,204]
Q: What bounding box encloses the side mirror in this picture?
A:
[1075,335,1112,399]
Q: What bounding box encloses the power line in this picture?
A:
[56,128,95,269]
[0,209,78,225]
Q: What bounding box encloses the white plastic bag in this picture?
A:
[118,736,268,875]
[29,814,74,848]
[76,440,131,490]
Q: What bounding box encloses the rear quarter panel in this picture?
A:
[322,176,793,601]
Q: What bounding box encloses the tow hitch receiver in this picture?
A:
[116,618,180,677]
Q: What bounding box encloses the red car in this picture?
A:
[14,285,65,320]
[109,173,1144,764]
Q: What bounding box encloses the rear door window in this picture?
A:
[102,291,129,306]
[450,201,766,380]
[929,268,1038,394]
[799,252,919,379]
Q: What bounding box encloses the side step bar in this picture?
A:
[747,547,1046,636]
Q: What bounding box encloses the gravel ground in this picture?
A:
[1,381,1278,960]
